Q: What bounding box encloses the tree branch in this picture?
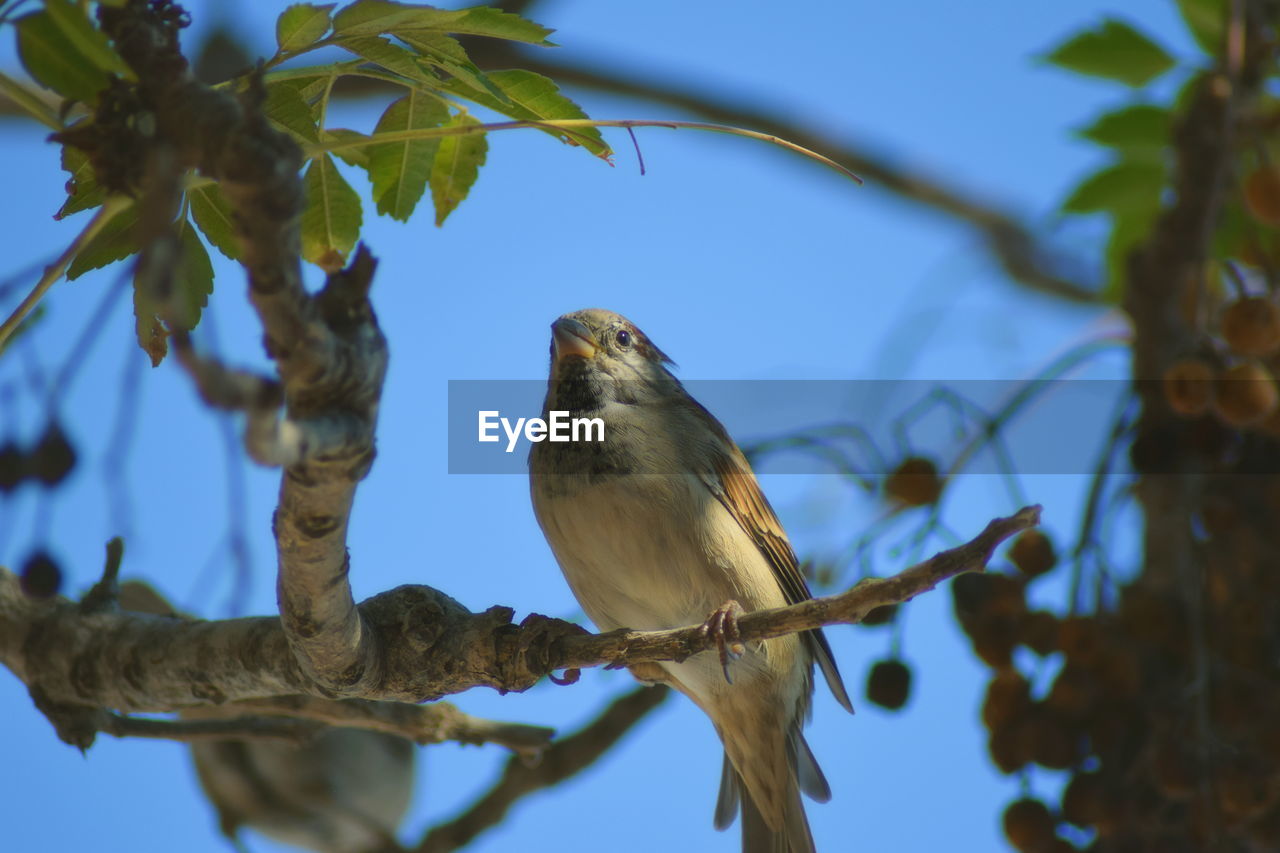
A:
[463,42,1098,304]
[416,685,672,853]
[232,695,555,762]
[90,0,389,695]
[2,506,1040,721]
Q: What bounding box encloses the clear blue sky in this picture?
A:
[0,1,1184,850]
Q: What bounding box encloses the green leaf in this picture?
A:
[1062,160,1167,216]
[43,0,129,76]
[170,223,214,331]
[264,79,322,142]
[445,69,610,158]
[188,184,241,260]
[324,128,372,169]
[56,143,106,220]
[398,6,554,45]
[16,11,113,102]
[1175,0,1224,54]
[1076,105,1171,154]
[301,154,363,268]
[369,91,448,221]
[333,0,553,44]
[0,71,61,129]
[430,114,487,226]
[131,223,214,366]
[338,35,436,84]
[67,202,139,279]
[1044,19,1176,87]
[276,3,335,53]
[397,31,503,99]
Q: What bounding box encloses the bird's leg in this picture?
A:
[700,600,747,684]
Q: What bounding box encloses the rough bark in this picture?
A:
[2,506,1039,744]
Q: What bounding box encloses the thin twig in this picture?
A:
[0,196,131,349]
[232,695,556,761]
[309,118,864,184]
[417,685,670,853]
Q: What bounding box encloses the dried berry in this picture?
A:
[865,658,911,711]
[1008,529,1056,579]
[982,670,1031,731]
[19,551,62,599]
[1221,297,1280,357]
[1162,358,1215,416]
[858,602,898,627]
[1213,361,1279,426]
[1062,771,1106,828]
[0,441,25,492]
[1003,798,1056,852]
[1244,165,1280,227]
[884,456,942,507]
[29,422,76,486]
[1018,610,1059,656]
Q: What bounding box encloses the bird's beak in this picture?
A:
[551,317,598,361]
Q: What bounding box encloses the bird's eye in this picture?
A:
[615,329,632,348]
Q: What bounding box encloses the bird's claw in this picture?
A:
[700,600,747,685]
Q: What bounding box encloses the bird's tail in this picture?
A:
[714,727,829,853]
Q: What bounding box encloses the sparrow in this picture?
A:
[528,309,853,853]
[119,581,416,853]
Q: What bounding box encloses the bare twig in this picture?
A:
[0,196,131,349]
[233,695,555,761]
[463,43,1098,304]
[417,685,671,853]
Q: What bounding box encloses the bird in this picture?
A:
[118,581,416,853]
[528,308,853,853]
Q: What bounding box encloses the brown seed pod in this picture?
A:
[0,440,25,492]
[1061,771,1106,828]
[988,722,1032,775]
[1222,297,1280,357]
[19,551,62,599]
[858,602,898,627]
[865,658,911,711]
[971,613,1020,670]
[1008,529,1057,579]
[1162,357,1215,416]
[1058,615,1107,667]
[952,571,1026,628]
[884,456,943,507]
[1002,798,1056,852]
[1213,361,1279,426]
[29,421,76,487]
[1244,165,1280,227]
[1018,610,1060,656]
[1026,710,1078,770]
[1044,664,1097,720]
[982,670,1032,731]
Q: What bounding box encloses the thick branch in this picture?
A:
[2,507,1039,715]
[417,685,671,853]
[94,0,388,694]
[1123,9,1271,589]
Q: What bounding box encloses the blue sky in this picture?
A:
[0,1,1184,850]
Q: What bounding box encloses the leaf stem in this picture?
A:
[0,196,131,350]
[308,118,864,183]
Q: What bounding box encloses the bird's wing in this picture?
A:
[699,438,854,714]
